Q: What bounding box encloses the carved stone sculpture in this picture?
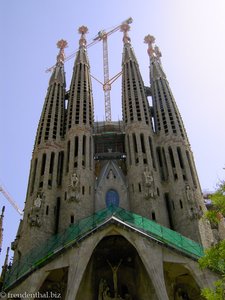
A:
[143,168,156,199]
[33,193,43,210]
[68,173,80,202]
[28,214,41,227]
[28,193,45,227]
[107,259,122,298]
[70,173,79,191]
[185,185,194,204]
[98,259,131,300]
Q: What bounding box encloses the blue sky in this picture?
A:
[0,0,225,265]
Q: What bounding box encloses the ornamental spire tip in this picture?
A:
[144,35,162,62]
[56,39,68,65]
[120,23,131,44]
[78,26,88,47]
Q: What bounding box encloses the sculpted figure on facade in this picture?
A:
[143,168,156,199]
[98,279,127,300]
[108,169,115,180]
[68,172,80,202]
[107,259,122,299]
[98,259,129,300]
[185,185,194,204]
[98,279,113,300]
[70,173,79,191]
[28,214,41,227]
[98,278,107,300]
[28,192,45,227]
[33,192,44,211]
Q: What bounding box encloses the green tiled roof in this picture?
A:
[4,206,204,290]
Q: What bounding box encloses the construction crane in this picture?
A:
[46,17,133,123]
[0,184,23,216]
[93,17,132,122]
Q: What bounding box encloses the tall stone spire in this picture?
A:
[121,25,163,222]
[145,35,213,246]
[144,35,187,139]
[66,26,94,130]
[121,24,151,126]
[35,39,67,147]
[12,40,68,262]
[60,27,95,229]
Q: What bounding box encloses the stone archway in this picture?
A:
[76,235,157,300]
[163,262,203,300]
[36,267,68,299]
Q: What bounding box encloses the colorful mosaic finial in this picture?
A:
[144,34,156,58]
[120,23,131,44]
[78,26,88,47]
[56,39,68,64]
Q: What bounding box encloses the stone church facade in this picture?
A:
[3,21,220,299]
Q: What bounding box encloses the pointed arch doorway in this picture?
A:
[76,235,157,300]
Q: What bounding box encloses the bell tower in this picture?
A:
[60,26,95,229]
[121,24,169,226]
[144,35,213,246]
[12,40,68,260]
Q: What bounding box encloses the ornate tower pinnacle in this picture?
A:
[120,23,131,44]
[78,26,88,47]
[56,39,68,65]
[144,35,162,63]
[144,34,156,58]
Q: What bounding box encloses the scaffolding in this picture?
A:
[93,121,125,160]
[4,206,204,290]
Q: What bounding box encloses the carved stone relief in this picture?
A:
[68,173,80,202]
[28,192,45,227]
[143,168,157,200]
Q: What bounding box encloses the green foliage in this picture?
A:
[201,278,225,300]
[209,181,225,217]
[205,180,225,223]
[199,240,225,273]
[199,180,225,299]
[204,210,220,225]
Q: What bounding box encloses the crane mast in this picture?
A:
[102,34,111,122]
[94,17,133,122]
[46,17,133,122]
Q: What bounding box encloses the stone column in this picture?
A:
[135,238,169,300]
[65,237,98,300]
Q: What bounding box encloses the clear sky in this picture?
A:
[0,0,225,266]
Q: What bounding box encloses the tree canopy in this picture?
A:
[199,180,225,299]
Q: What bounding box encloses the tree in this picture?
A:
[199,180,225,299]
